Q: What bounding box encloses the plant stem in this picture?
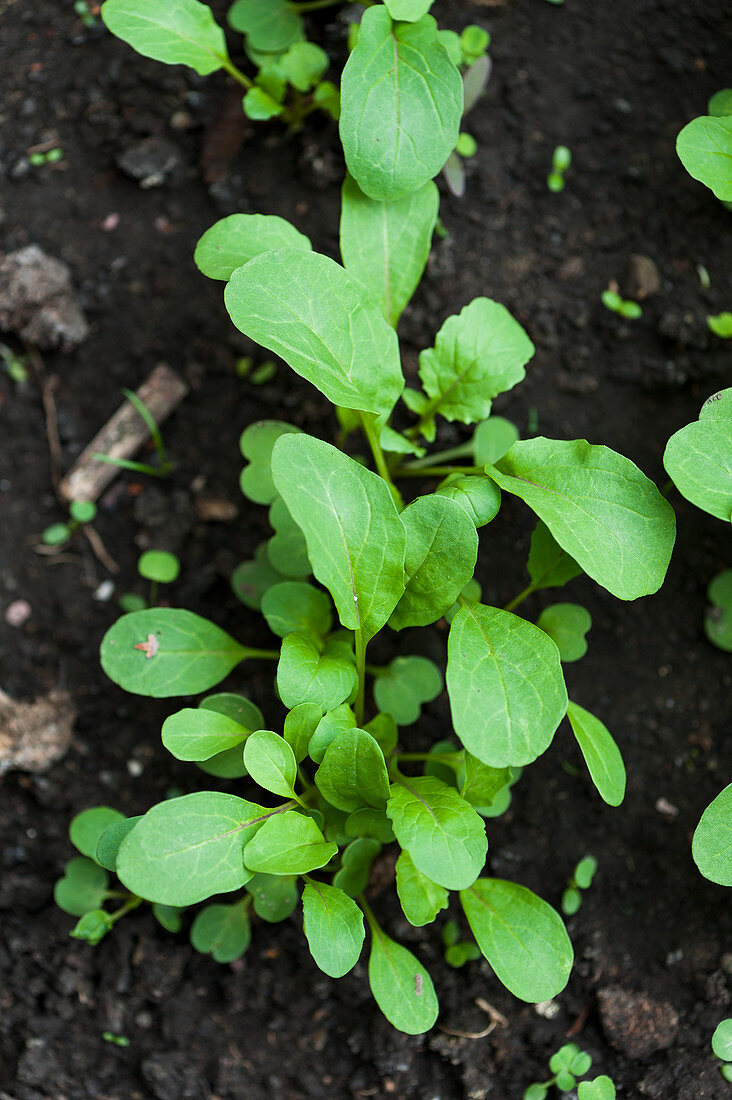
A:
[365,662,388,678]
[293,0,341,10]
[219,56,254,91]
[503,582,537,613]
[359,412,404,509]
[399,441,475,471]
[358,893,379,933]
[241,646,281,660]
[354,628,366,726]
[109,895,142,924]
[394,465,483,479]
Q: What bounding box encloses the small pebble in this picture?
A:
[5,599,31,627]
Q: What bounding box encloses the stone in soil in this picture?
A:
[0,245,88,349]
[598,985,679,1058]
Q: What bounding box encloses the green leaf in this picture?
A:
[705,569,732,652]
[96,816,142,871]
[262,581,332,639]
[196,692,264,777]
[567,701,626,807]
[267,497,311,578]
[364,712,399,755]
[116,792,270,905]
[368,927,439,1034]
[280,41,329,92]
[692,783,732,886]
[284,702,325,762]
[345,807,395,844]
[71,909,113,945]
[574,855,598,889]
[138,550,179,584]
[664,388,732,521]
[577,1079,616,1100]
[308,705,357,764]
[460,756,511,809]
[712,1019,732,1061]
[243,729,298,799]
[460,878,573,1001]
[387,776,487,890]
[709,89,732,117]
[70,806,125,861]
[385,0,434,19]
[153,903,185,933]
[272,436,406,641]
[228,0,303,52]
[445,942,481,968]
[490,438,676,600]
[101,0,228,75]
[239,420,303,505]
[190,901,251,963]
[243,811,337,875]
[333,837,381,897]
[418,298,534,424]
[231,544,286,610]
[54,858,109,917]
[340,8,462,201]
[527,520,583,590]
[225,251,404,416]
[523,1086,549,1100]
[339,176,439,327]
[302,882,365,977]
[277,633,358,711]
[537,603,592,663]
[447,603,567,767]
[395,851,449,926]
[707,311,732,338]
[473,416,520,466]
[390,495,478,628]
[373,656,442,726]
[100,608,246,698]
[435,474,501,528]
[315,728,390,812]
[243,87,283,121]
[161,707,249,761]
[245,873,300,922]
[676,115,732,200]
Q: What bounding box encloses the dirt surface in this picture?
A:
[1,0,731,1097]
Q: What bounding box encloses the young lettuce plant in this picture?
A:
[99,0,489,199]
[676,89,732,204]
[664,388,732,890]
[57,173,676,1032]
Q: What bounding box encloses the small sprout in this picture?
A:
[442,919,481,967]
[138,550,180,585]
[712,1018,732,1081]
[93,387,173,479]
[0,342,29,382]
[707,312,732,338]
[697,263,711,289]
[455,132,478,158]
[250,360,277,385]
[524,1043,596,1099]
[547,145,571,192]
[601,287,642,319]
[460,25,490,66]
[119,593,147,613]
[42,499,97,547]
[28,147,64,167]
[71,909,113,945]
[561,855,598,915]
[102,1031,131,1047]
[74,0,98,27]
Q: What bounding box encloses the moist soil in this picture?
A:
[1,1,731,1097]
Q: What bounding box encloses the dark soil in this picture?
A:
[1,1,731,1097]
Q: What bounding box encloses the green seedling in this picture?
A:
[712,1018,732,1082]
[74,0,99,27]
[120,550,181,611]
[561,855,598,915]
[59,50,676,1033]
[677,89,732,202]
[0,342,29,383]
[601,287,642,320]
[547,145,571,192]
[523,1044,597,1098]
[707,312,732,338]
[442,918,481,968]
[28,147,64,167]
[102,1032,130,1047]
[93,388,173,479]
[42,500,98,547]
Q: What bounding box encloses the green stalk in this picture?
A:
[394,465,483,479]
[359,413,404,509]
[354,627,367,726]
[503,582,538,613]
[218,56,254,91]
[398,441,474,471]
[241,646,281,660]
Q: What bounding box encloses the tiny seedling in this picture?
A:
[677,89,732,203]
[707,312,732,339]
[601,287,642,320]
[28,147,64,168]
[42,500,97,547]
[523,1043,597,1098]
[102,1031,130,1047]
[93,388,173,479]
[561,855,598,915]
[0,342,29,383]
[74,0,99,27]
[442,918,481,968]
[119,550,181,612]
[712,1018,732,1082]
[547,145,571,192]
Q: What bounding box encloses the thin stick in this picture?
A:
[58,363,188,503]
[26,345,63,491]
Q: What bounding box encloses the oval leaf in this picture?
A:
[447,604,568,767]
[566,701,626,807]
[190,901,251,963]
[243,729,298,799]
[100,608,246,698]
[460,878,573,1002]
[101,0,228,75]
[243,811,337,875]
[225,250,404,416]
[368,927,439,1033]
[676,115,732,201]
[195,214,311,281]
[489,438,676,600]
[315,728,390,812]
[692,783,732,886]
[395,851,449,927]
[161,707,249,761]
[302,882,365,977]
[664,389,732,521]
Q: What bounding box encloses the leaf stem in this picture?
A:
[398,441,475,471]
[108,894,142,924]
[394,465,483,479]
[354,628,367,726]
[358,893,379,933]
[359,413,404,510]
[241,646,281,660]
[503,582,537,613]
[218,56,254,91]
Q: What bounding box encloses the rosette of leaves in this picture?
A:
[60,162,675,1033]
